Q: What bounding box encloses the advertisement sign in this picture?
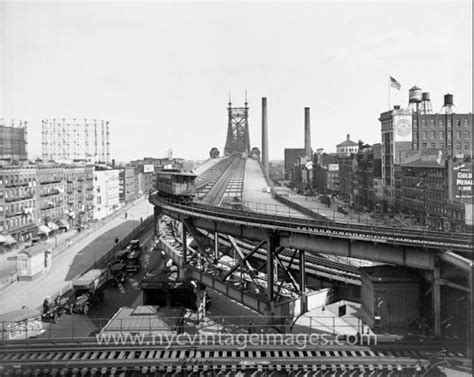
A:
[401,149,445,166]
[454,164,472,199]
[327,164,339,172]
[393,115,412,143]
[143,164,154,173]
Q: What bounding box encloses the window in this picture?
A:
[439,119,444,127]
[456,131,461,139]
[422,119,426,127]
[430,131,435,139]
[464,119,469,127]
[439,143,444,148]
[465,131,470,139]
[430,143,436,148]
[439,131,444,139]
[456,143,462,150]
[422,143,427,148]
[457,120,461,127]
[465,143,470,150]
[422,131,427,139]
[447,143,452,149]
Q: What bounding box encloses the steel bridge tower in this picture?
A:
[224,95,250,156]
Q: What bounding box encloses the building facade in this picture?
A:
[413,111,472,159]
[399,149,471,230]
[119,166,136,203]
[379,106,413,208]
[93,168,120,220]
[36,165,66,230]
[284,148,306,181]
[64,165,94,228]
[0,165,37,242]
[313,153,339,193]
[352,144,382,211]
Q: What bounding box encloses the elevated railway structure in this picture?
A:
[200,154,245,206]
[0,337,468,376]
[150,194,472,337]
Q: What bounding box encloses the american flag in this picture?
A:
[390,76,401,90]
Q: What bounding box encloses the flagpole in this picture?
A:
[388,75,391,110]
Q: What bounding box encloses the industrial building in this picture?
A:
[41,119,110,164]
[0,120,28,162]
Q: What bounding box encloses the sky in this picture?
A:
[0,0,472,161]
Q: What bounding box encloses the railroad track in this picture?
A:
[0,338,468,376]
[151,196,473,254]
[201,154,245,206]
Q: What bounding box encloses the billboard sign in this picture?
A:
[454,164,472,199]
[327,164,339,172]
[143,164,154,173]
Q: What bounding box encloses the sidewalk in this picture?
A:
[0,197,154,315]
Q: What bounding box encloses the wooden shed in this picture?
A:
[360,265,421,333]
[17,244,52,280]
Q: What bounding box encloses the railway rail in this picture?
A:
[201,154,244,206]
[150,195,473,254]
[0,338,467,376]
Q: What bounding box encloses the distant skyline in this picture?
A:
[1,1,472,161]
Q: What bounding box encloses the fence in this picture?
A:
[0,315,376,341]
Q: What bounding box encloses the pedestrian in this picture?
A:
[125,212,128,220]
[247,321,255,334]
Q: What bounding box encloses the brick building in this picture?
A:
[0,165,37,242]
[119,166,136,203]
[399,149,471,230]
[412,94,472,159]
[313,153,339,193]
[284,148,306,181]
[352,144,382,211]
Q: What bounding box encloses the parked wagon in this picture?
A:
[71,269,108,315]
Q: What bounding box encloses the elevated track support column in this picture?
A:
[432,266,441,336]
[267,233,279,316]
[153,206,161,239]
[299,249,307,313]
[181,220,187,267]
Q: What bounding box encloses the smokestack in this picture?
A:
[304,107,311,159]
[261,97,269,176]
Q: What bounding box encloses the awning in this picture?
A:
[37,225,51,235]
[2,235,17,245]
[48,222,59,231]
